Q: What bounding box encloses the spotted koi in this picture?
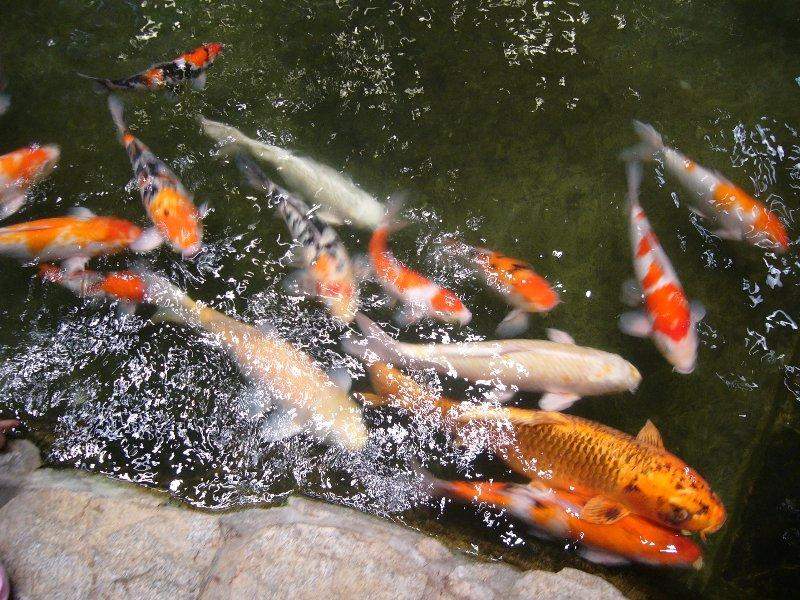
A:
[0,144,60,221]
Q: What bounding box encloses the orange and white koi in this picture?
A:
[443,239,559,337]
[79,43,223,93]
[235,154,359,323]
[620,162,703,374]
[0,144,60,221]
[625,121,789,252]
[369,214,471,326]
[108,95,204,258]
[426,475,704,568]
[0,209,142,270]
[39,263,145,305]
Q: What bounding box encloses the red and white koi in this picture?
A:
[235,154,359,324]
[108,95,204,258]
[39,263,145,306]
[443,239,559,337]
[369,211,471,326]
[0,144,60,221]
[0,209,142,271]
[620,162,703,374]
[626,121,789,252]
[79,43,223,93]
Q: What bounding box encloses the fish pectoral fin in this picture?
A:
[620,278,644,307]
[282,271,314,296]
[636,419,664,448]
[538,392,581,412]
[326,366,353,394]
[315,209,344,226]
[62,256,89,275]
[259,408,304,443]
[484,386,517,403]
[688,205,707,219]
[395,303,423,327]
[577,547,630,567]
[198,201,211,219]
[115,302,137,318]
[546,328,575,345]
[580,496,630,525]
[690,301,706,324]
[619,311,651,338]
[0,188,27,221]
[711,228,743,241]
[130,227,165,253]
[69,206,96,220]
[495,309,530,338]
[239,385,276,419]
[191,71,207,91]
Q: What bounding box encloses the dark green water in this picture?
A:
[2,1,800,597]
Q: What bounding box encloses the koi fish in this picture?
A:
[369,216,471,326]
[345,314,639,410]
[425,475,703,568]
[108,95,204,258]
[625,120,789,252]
[0,209,143,271]
[199,117,385,229]
[0,144,60,221]
[79,43,223,93]
[363,363,725,538]
[39,264,145,307]
[442,239,559,337]
[138,272,368,451]
[620,162,703,374]
[235,154,359,323]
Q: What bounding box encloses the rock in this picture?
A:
[0,442,623,600]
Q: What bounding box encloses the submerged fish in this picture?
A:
[625,121,789,252]
[442,239,558,337]
[0,209,142,271]
[40,263,145,306]
[345,314,639,410]
[79,43,223,93]
[108,95,204,258]
[621,162,704,374]
[370,214,471,326]
[0,144,60,221]
[138,272,368,451]
[363,363,725,538]
[199,117,385,229]
[426,475,704,568]
[235,154,359,323]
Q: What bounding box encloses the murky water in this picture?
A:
[2,1,799,597]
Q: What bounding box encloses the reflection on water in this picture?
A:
[2,0,800,597]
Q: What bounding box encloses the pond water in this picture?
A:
[2,1,799,597]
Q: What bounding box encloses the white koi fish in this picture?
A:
[343,314,641,411]
[200,117,385,229]
[235,153,359,324]
[620,162,704,374]
[139,273,368,451]
[625,121,789,252]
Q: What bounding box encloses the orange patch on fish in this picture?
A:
[713,182,789,250]
[148,188,201,251]
[636,233,653,257]
[95,271,145,303]
[641,261,664,290]
[646,283,690,341]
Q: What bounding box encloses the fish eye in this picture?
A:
[668,505,690,524]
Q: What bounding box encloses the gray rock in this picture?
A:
[0,442,623,600]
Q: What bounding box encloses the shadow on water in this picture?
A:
[2,1,800,597]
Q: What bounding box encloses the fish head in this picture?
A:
[313,255,359,324]
[328,409,369,452]
[654,328,698,375]
[151,191,203,256]
[430,288,471,325]
[204,43,224,62]
[646,466,726,536]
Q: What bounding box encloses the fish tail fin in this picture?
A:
[380,192,410,232]
[234,152,276,196]
[198,116,245,146]
[341,313,408,366]
[620,120,664,162]
[625,159,643,208]
[38,263,62,284]
[77,72,113,93]
[107,94,128,138]
[138,271,201,328]
[408,459,450,499]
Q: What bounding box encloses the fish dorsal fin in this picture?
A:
[580,496,630,525]
[636,419,664,448]
[456,405,566,428]
[546,328,575,345]
[69,206,96,220]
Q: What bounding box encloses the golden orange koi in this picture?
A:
[0,144,60,220]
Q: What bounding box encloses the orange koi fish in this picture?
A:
[620,162,704,374]
[236,154,359,323]
[39,264,145,305]
[0,144,60,221]
[364,363,726,538]
[426,475,704,568]
[0,209,142,271]
[369,211,471,326]
[443,239,559,337]
[108,95,204,258]
[79,43,223,93]
[625,121,789,252]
